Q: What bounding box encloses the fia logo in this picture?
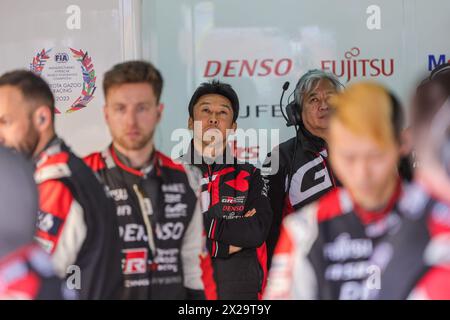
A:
[55,53,69,63]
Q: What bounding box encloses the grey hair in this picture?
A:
[295,69,342,111]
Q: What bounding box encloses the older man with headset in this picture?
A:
[263,69,342,266]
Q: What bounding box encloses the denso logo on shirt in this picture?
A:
[223,205,245,212]
[119,224,148,242]
[122,248,148,275]
[156,222,184,240]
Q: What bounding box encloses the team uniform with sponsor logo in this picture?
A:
[262,124,338,266]
[264,181,403,300]
[378,183,450,300]
[0,245,76,300]
[84,145,216,300]
[33,137,122,299]
[179,143,272,300]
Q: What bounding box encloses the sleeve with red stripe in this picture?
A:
[35,180,87,278]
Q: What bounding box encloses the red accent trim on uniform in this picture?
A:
[109,146,144,177]
[0,245,43,299]
[282,194,295,219]
[36,152,69,170]
[37,180,74,254]
[273,224,294,255]
[5,270,40,299]
[155,151,185,172]
[199,252,217,300]
[413,266,450,299]
[225,170,250,192]
[427,213,450,238]
[262,224,294,299]
[256,243,268,300]
[210,219,218,240]
[83,152,106,172]
[353,179,402,225]
[211,240,217,257]
[207,167,235,207]
[317,189,344,223]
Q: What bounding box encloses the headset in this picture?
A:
[278,80,301,196]
[278,71,344,195]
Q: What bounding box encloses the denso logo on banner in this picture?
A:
[203,58,293,78]
[321,47,395,83]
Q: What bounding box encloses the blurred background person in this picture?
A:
[378,63,450,299]
[0,70,122,299]
[0,146,74,299]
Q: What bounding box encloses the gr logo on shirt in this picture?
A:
[289,151,333,206]
[122,248,148,275]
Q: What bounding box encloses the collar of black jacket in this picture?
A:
[33,134,62,166]
[297,122,328,153]
[113,145,155,173]
[108,144,158,178]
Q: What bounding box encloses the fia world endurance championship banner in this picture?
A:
[30,47,96,114]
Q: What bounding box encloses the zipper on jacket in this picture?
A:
[132,184,156,256]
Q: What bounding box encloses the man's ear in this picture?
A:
[188,117,194,130]
[156,103,164,123]
[33,106,52,132]
[103,104,109,122]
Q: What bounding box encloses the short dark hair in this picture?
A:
[188,80,240,122]
[0,70,55,120]
[103,60,163,102]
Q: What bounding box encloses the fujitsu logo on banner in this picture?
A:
[321,47,394,83]
[203,58,293,78]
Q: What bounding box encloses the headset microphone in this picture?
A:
[279,82,290,125]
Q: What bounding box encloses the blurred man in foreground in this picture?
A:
[264,82,407,300]
[0,146,73,299]
[0,70,122,299]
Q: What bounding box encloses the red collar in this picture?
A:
[109,145,159,177]
[352,179,402,225]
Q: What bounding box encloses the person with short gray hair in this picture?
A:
[262,69,342,267]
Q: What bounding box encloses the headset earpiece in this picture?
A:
[286,101,301,127]
[284,78,303,127]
